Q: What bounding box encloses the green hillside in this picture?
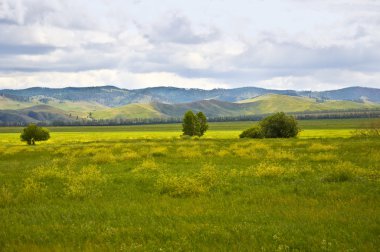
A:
[39,99,108,117]
[237,94,380,114]
[92,103,164,119]
[0,96,34,109]
[2,94,380,123]
[153,100,246,117]
[0,96,108,118]
[0,105,74,124]
[91,94,380,120]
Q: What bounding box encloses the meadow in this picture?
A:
[0,118,379,251]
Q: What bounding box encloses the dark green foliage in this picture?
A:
[182,111,208,137]
[240,112,299,138]
[239,126,264,138]
[182,111,198,136]
[259,112,300,138]
[196,112,209,136]
[20,124,50,145]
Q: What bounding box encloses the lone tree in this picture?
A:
[240,112,299,138]
[20,124,50,145]
[182,110,208,137]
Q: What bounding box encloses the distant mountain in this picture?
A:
[3,85,378,107]
[301,87,380,103]
[92,94,380,119]
[1,85,379,125]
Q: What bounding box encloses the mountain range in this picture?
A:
[0,86,379,125]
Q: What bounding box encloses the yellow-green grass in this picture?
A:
[237,94,380,114]
[43,100,108,117]
[0,96,34,109]
[0,129,354,146]
[1,118,378,133]
[92,103,163,119]
[0,118,378,145]
[0,118,379,251]
[0,96,108,118]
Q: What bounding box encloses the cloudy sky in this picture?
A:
[0,0,380,90]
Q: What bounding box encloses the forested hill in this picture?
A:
[1,86,380,107]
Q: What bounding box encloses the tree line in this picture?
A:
[2,109,380,127]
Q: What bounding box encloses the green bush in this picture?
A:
[239,126,264,139]
[259,112,299,138]
[20,124,50,145]
[239,112,300,139]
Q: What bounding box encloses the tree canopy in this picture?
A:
[240,112,299,139]
[182,111,209,137]
[20,124,50,145]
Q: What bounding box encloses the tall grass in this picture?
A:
[0,124,379,251]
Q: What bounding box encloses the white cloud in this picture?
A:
[0,70,230,90]
[0,0,379,90]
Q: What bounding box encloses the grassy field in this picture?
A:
[0,119,379,251]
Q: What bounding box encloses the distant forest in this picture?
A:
[1,109,379,127]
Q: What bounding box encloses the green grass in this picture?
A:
[0,119,379,251]
[237,94,380,114]
[92,104,163,119]
[0,96,107,115]
[0,96,34,110]
[0,118,378,133]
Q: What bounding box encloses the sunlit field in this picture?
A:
[0,119,379,251]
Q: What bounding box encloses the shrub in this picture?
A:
[20,124,50,145]
[259,112,299,138]
[239,113,299,139]
[239,126,264,139]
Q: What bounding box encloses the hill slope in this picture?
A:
[237,94,380,114]
[0,105,74,124]
[302,87,380,103]
[2,86,379,107]
[92,104,164,119]
[90,94,380,120]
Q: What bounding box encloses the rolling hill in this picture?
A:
[236,94,380,114]
[89,94,380,120]
[92,104,163,119]
[1,86,380,124]
[0,105,74,124]
[2,86,380,107]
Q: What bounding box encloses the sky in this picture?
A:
[0,0,380,91]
